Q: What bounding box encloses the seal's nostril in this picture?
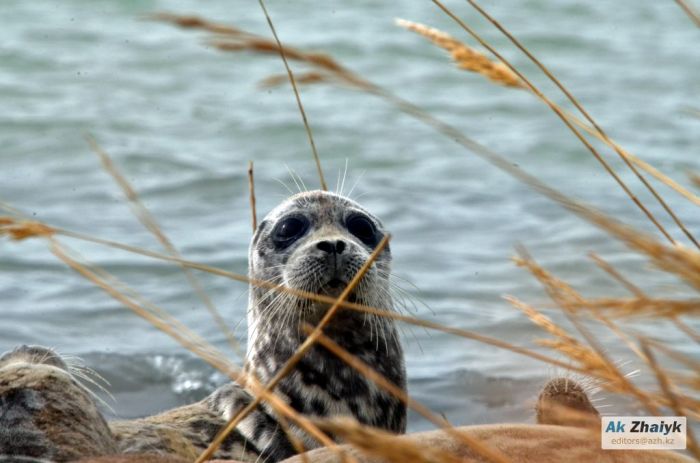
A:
[317,240,334,253]
[317,240,346,254]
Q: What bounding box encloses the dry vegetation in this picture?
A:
[1,1,699,462]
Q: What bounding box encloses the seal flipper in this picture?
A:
[205,382,297,462]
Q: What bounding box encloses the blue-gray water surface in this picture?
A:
[1,0,699,433]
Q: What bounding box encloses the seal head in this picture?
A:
[248,190,393,331]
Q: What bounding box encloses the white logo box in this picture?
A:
[602,416,687,450]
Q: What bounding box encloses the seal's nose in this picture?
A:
[316,239,346,255]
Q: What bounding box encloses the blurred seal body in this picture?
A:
[0,345,118,461]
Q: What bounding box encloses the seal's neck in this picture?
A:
[245,289,401,384]
[244,286,407,436]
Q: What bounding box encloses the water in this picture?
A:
[1,0,698,433]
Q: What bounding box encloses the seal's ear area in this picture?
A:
[0,345,67,371]
[251,219,269,248]
[536,377,600,428]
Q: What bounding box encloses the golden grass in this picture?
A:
[259,71,328,89]
[0,217,55,240]
[395,18,522,88]
[505,297,611,377]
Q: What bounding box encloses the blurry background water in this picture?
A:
[1,0,698,430]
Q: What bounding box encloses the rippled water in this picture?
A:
[1,0,698,431]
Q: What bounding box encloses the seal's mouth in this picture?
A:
[319,278,357,301]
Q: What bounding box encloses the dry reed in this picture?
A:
[505,296,614,379]
[395,18,522,88]
[0,218,55,240]
[259,71,328,89]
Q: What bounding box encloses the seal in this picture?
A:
[209,190,407,459]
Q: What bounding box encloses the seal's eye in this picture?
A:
[272,216,309,248]
[346,214,378,246]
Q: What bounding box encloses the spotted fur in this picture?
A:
[221,190,406,458]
